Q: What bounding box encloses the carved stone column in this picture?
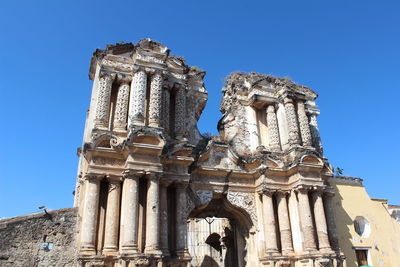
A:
[266,104,281,151]
[175,86,186,140]
[121,171,141,254]
[284,97,300,146]
[103,178,122,252]
[309,112,323,154]
[296,101,312,147]
[162,88,170,135]
[80,175,101,254]
[144,173,161,255]
[113,80,130,131]
[148,72,163,128]
[312,190,331,252]
[276,191,294,254]
[262,190,279,254]
[323,192,339,251]
[176,183,191,259]
[129,70,147,127]
[160,181,170,256]
[95,73,114,129]
[297,188,317,251]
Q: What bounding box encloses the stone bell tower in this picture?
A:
[74,39,207,266]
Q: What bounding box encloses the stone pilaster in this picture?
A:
[266,104,281,151]
[297,188,317,251]
[284,97,301,146]
[144,173,162,255]
[276,191,293,254]
[175,86,186,139]
[175,183,191,260]
[296,101,312,147]
[121,171,142,254]
[148,72,163,128]
[80,175,101,254]
[95,73,114,129]
[262,190,279,254]
[162,88,170,135]
[159,181,170,256]
[312,190,331,252]
[309,112,323,154]
[113,80,130,131]
[323,192,339,252]
[103,178,122,252]
[129,70,147,127]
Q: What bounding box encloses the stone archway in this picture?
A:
[187,196,253,267]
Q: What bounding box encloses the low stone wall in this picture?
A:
[0,207,78,267]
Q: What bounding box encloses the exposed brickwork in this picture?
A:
[0,208,78,267]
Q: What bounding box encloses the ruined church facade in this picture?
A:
[74,39,342,267]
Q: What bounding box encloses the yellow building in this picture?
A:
[331,176,400,267]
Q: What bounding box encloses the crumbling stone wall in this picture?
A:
[0,208,78,267]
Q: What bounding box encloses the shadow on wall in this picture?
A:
[200,255,220,267]
[332,183,358,267]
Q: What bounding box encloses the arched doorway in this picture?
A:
[187,196,252,267]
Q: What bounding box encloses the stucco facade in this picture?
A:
[330,176,400,267]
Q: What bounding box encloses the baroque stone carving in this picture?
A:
[136,53,165,64]
[95,74,114,128]
[227,191,257,225]
[130,70,147,125]
[114,82,130,130]
[284,97,301,146]
[161,88,170,134]
[266,104,281,151]
[148,72,163,127]
[175,87,186,137]
[297,101,313,147]
[92,157,125,166]
[102,59,134,71]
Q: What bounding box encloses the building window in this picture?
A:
[354,216,371,238]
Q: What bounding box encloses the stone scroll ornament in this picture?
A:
[227,191,258,226]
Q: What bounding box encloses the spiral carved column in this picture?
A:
[266,104,281,151]
[113,81,130,131]
[297,101,313,147]
[95,74,114,129]
[148,72,163,128]
[284,97,301,146]
[129,70,147,127]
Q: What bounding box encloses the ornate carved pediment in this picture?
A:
[300,154,323,166]
[125,127,165,146]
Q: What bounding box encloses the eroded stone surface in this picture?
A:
[0,208,78,267]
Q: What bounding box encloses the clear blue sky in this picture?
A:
[1,1,399,218]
